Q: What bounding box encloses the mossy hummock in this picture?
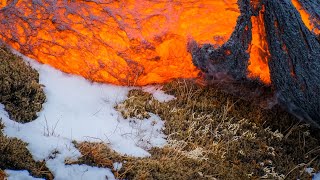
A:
[0,46,45,122]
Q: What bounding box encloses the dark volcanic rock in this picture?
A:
[192,0,320,127]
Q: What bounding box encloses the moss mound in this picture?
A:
[0,121,53,179]
[0,46,45,122]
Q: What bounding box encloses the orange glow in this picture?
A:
[291,0,320,35]
[248,6,271,84]
[0,0,6,8]
[0,0,239,86]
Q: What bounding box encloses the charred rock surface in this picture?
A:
[264,0,320,127]
[297,0,320,30]
[192,0,320,127]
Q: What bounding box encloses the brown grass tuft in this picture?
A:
[0,120,53,179]
[0,46,45,123]
[68,142,123,169]
[74,79,320,179]
[115,90,152,120]
[0,169,6,180]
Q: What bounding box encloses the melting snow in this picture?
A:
[142,85,176,102]
[0,51,167,180]
[5,170,44,180]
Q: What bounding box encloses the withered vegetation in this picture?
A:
[0,120,53,179]
[70,79,320,180]
[0,46,45,122]
[0,169,6,180]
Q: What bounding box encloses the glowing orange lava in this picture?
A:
[247,0,320,84]
[248,5,271,84]
[0,0,239,86]
[0,0,7,8]
[292,0,320,35]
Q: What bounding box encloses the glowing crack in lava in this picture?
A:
[248,4,271,84]
[291,0,320,35]
[0,0,239,85]
[247,0,319,84]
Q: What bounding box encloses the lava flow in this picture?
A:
[248,4,271,84]
[0,0,239,86]
[1,0,318,86]
[291,0,320,35]
[247,0,319,84]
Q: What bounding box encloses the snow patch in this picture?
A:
[142,85,176,102]
[1,50,167,179]
[306,167,314,174]
[5,170,44,180]
[314,172,320,180]
[113,162,122,171]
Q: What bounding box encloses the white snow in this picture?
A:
[0,51,168,180]
[142,85,176,102]
[5,170,44,180]
[113,162,122,171]
[314,173,320,180]
[306,168,314,174]
[304,168,320,180]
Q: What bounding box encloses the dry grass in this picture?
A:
[0,169,6,180]
[0,46,45,123]
[71,79,320,179]
[0,121,53,179]
[0,46,51,179]
[67,142,125,176]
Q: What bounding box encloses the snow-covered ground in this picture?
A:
[5,170,43,180]
[0,51,169,180]
[314,173,320,180]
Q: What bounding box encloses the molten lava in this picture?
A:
[248,5,271,84]
[0,1,7,8]
[1,0,318,86]
[291,0,320,35]
[0,0,239,86]
[247,0,319,84]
